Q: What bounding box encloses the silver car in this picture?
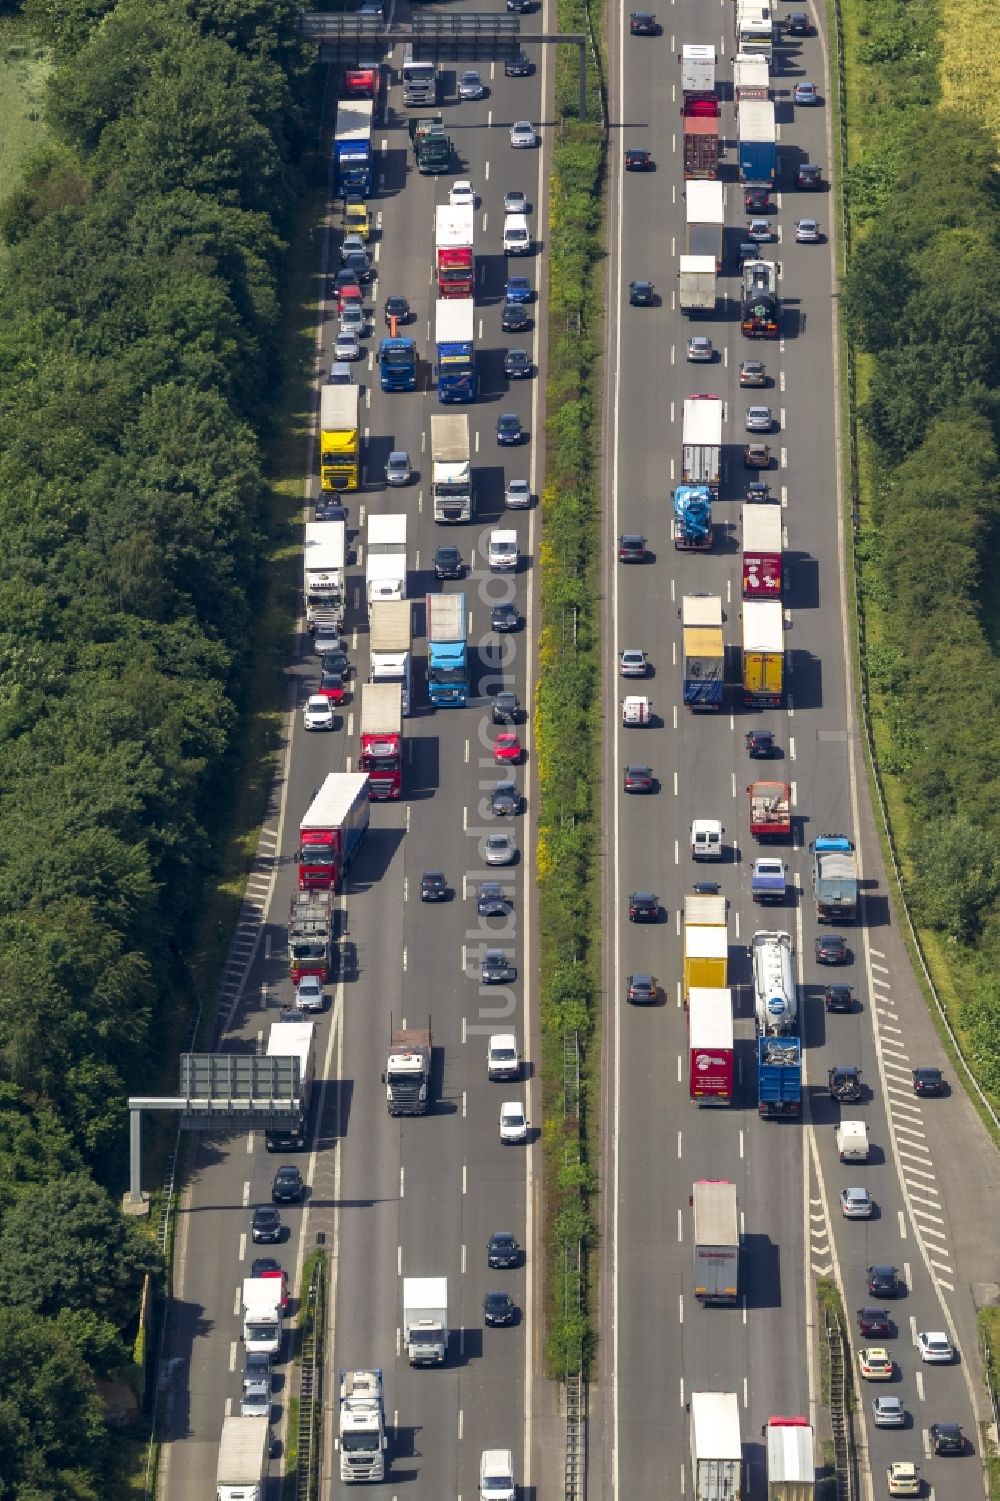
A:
[505,478,531,509]
[341,233,368,262]
[458,69,485,99]
[795,218,820,243]
[328,360,353,384]
[484,832,517,865]
[619,649,649,678]
[504,189,528,213]
[334,329,361,361]
[510,120,536,148]
[385,450,412,486]
[872,1396,905,1428]
[687,336,714,363]
[340,303,365,336]
[745,405,773,432]
[840,1186,873,1219]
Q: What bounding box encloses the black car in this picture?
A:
[497,413,524,446]
[384,295,410,326]
[501,300,530,332]
[824,984,854,1013]
[492,691,520,724]
[334,268,361,295]
[785,11,812,33]
[867,1264,901,1298]
[796,162,823,190]
[623,765,654,793]
[692,881,721,895]
[315,495,349,522]
[628,891,659,923]
[618,533,647,562]
[482,949,516,984]
[478,882,512,917]
[252,1256,283,1280]
[487,1231,521,1269]
[629,10,658,34]
[627,973,658,1004]
[272,1165,304,1203]
[625,148,654,171]
[507,0,532,11]
[745,729,777,758]
[420,870,448,902]
[505,49,532,77]
[912,1066,945,1096]
[738,240,760,267]
[816,934,848,965]
[279,1005,311,1023]
[490,780,520,817]
[491,601,520,633]
[343,249,372,283]
[434,545,463,579]
[504,348,532,379]
[321,648,350,679]
[252,1207,283,1243]
[484,1289,517,1326]
[629,279,655,306]
[744,186,770,213]
[930,1422,964,1456]
[746,481,771,503]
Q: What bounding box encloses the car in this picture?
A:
[858,1347,894,1381]
[504,189,528,213]
[872,1396,906,1428]
[385,450,411,486]
[795,218,820,243]
[747,218,774,242]
[504,276,532,304]
[825,983,855,1013]
[478,881,512,917]
[840,1186,873,1219]
[912,1066,944,1096]
[501,300,530,332]
[420,870,448,902]
[857,1307,892,1338]
[493,731,522,764]
[343,196,370,239]
[504,479,532,513]
[867,1265,901,1298]
[484,1290,517,1326]
[295,974,325,1013]
[745,405,773,432]
[505,49,532,77]
[929,1422,963,1455]
[343,250,372,284]
[341,233,367,262]
[623,765,654,794]
[739,360,767,387]
[886,1463,920,1497]
[620,649,649,678]
[434,545,464,579]
[449,179,475,207]
[320,646,350,678]
[627,973,658,1004]
[340,303,365,336]
[618,533,647,562]
[628,891,659,922]
[507,0,532,11]
[278,1005,310,1024]
[481,949,516,984]
[510,121,536,148]
[815,934,848,964]
[738,240,760,267]
[492,690,520,723]
[746,481,771,503]
[490,780,520,817]
[794,81,820,105]
[303,694,335,731]
[334,267,361,297]
[487,1033,521,1080]
[504,349,532,379]
[497,413,524,445]
[272,1165,304,1203]
[625,148,654,171]
[745,729,777,757]
[744,442,771,468]
[796,161,823,189]
[251,1258,290,1308]
[334,329,361,361]
[384,295,410,327]
[492,601,521,633]
[458,70,484,100]
[917,1331,954,1364]
[241,1361,272,1418]
[499,1101,528,1143]
[487,1231,521,1269]
[629,279,655,306]
[484,832,517,865]
[251,1207,283,1243]
[785,10,812,32]
[327,360,353,385]
[318,668,346,703]
[744,186,770,213]
[687,336,714,362]
[629,10,658,33]
[691,881,720,895]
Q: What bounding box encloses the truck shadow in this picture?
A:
[784,552,818,609]
[740,1231,782,1309]
[347,825,407,888]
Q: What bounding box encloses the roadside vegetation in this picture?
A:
[0,0,310,1491]
[838,0,1000,1115]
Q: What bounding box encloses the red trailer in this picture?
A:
[688,987,734,1105]
[742,504,783,598]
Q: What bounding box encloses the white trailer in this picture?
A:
[752,929,797,1034]
[403,1275,449,1364]
[685,180,725,269]
[690,1392,742,1501]
[681,43,716,96]
[692,1180,739,1303]
[217,1414,269,1501]
[765,1417,815,1501]
[242,1276,283,1355]
[304,519,346,627]
[734,52,770,102]
[431,412,473,523]
[264,1020,316,1149]
[337,1368,387,1482]
[366,513,407,611]
[679,254,717,316]
[682,396,723,490]
[369,599,413,714]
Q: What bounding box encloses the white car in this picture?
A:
[484,832,517,866]
[334,329,360,361]
[303,694,335,731]
[385,450,412,486]
[887,1463,920,1498]
[340,303,365,335]
[341,233,367,261]
[327,360,353,385]
[917,1331,954,1363]
[449,179,475,207]
[505,478,531,509]
[295,974,325,1013]
[499,1101,528,1143]
[510,121,536,148]
[840,1186,873,1219]
[619,649,649,678]
[487,1033,521,1081]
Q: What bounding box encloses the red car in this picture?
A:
[625,148,655,172]
[318,669,347,704]
[251,1257,290,1310]
[338,283,364,317]
[493,731,522,765]
[857,1307,892,1338]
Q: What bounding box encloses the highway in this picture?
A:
[602,2,987,1498]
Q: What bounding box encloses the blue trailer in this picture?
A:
[426,592,468,707]
[757,1035,801,1118]
[738,98,776,186]
[434,299,477,403]
[334,100,374,198]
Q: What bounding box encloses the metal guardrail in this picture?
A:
[562,1032,586,1500]
[826,1314,853,1501]
[295,1255,326,1501]
[565,1364,585,1501]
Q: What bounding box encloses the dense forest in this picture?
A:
[0,0,309,1492]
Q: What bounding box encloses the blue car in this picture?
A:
[496,413,524,446]
[504,276,533,304]
[794,81,820,105]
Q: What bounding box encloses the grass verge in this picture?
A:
[978,1309,1000,1498]
[0,17,50,268]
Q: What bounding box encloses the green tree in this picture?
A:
[908,815,1000,942]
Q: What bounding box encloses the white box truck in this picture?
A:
[403,1276,449,1364]
[366,513,407,612]
[690,1392,742,1501]
[679,253,718,315]
[765,1416,815,1501]
[216,1414,269,1501]
[692,1180,739,1304]
[431,412,473,523]
[242,1276,283,1355]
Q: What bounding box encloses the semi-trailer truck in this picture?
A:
[765,1416,815,1500]
[742,599,784,705]
[738,97,777,184]
[369,599,412,715]
[435,298,477,402]
[734,51,770,102]
[333,100,374,197]
[431,412,473,522]
[692,1180,739,1301]
[678,255,718,316]
[690,1393,742,1499]
[401,48,438,106]
[684,926,729,996]
[681,395,723,492]
[376,335,417,391]
[304,519,347,629]
[319,385,360,491]
[742,504,783,598]
[426,592,469,707]
[359,682,403,799]
[366,513,407,611]
[688,987,734,1105]
[297,772,370,889]
[382,1021,432,1115]
[752,929,797,1034]
[685,180,725,269]
[337,1369,387,1482]
[742,259,779,339]
[682,593,725,710]
[264,1020,316,1150]
[435,204,475,297]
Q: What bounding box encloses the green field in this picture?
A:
[0,19,50,197]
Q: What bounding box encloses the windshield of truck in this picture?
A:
[300,844,334,867]
[403,60,435,80]
[361,754,399,772]
[382,347,411,366]
[410,1327,440,1347]
[245,1322,276,1343]
[429,665,467,683]
[386,1066,418,1087]
[291,938,327,959]
[342,1432,379,1453]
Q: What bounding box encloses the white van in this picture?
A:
[503,213,531,255]
[836,1120,869,1162]
[489,529,519,572]
[480,1449,516,1501]
[691,818,724,860]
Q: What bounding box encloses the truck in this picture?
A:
[742,259,779,338]
[288,888,334,982]
[683,96,719,180]
[765,1416,815,1501]
[684,891,727,929]
[682,593,725,710]
[431,412,473,522]
[297,772,370,890]
[742,504,782,598]
[264,1020,316,1150]
[359,682,403,799]
[682,396,723,493]
[304,518,347,629]
[681,43,716,96]
[673,484,713,549]
[403,1276,448,1364]
[426,591,469,707]
[692,1180,739,1301]
[742,599,784,706]
[409,114,451,174]
[435,298,477,402]
[480,1450,516,1501]
[747,780,791,841]
[369,599,412,715]
[735,0,773,61]
[319,385,360,491]
[685,180,725,270]
[758,1036,802,1117]
[734,52,770,103]
[811,836,859,922]
[688,988,734,1105]
[402,48,438,106]
[752,929,796,1034]
[751,855,788,904]
[738,97,777,185]
[366,513,407,612]
[217,1414,269,1501]
[242,1276,283,1355]
[342,63,381,105]
[336,1369,387,1482]
[678,256,717,317]
[376,336,417,391]
[435,204,475,298]
[382,1021,432,1115]
[684,924,728,997]
[334,100,374,198]
[690,1392,742,1500]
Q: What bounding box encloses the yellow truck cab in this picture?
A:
[344,198,370,241]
